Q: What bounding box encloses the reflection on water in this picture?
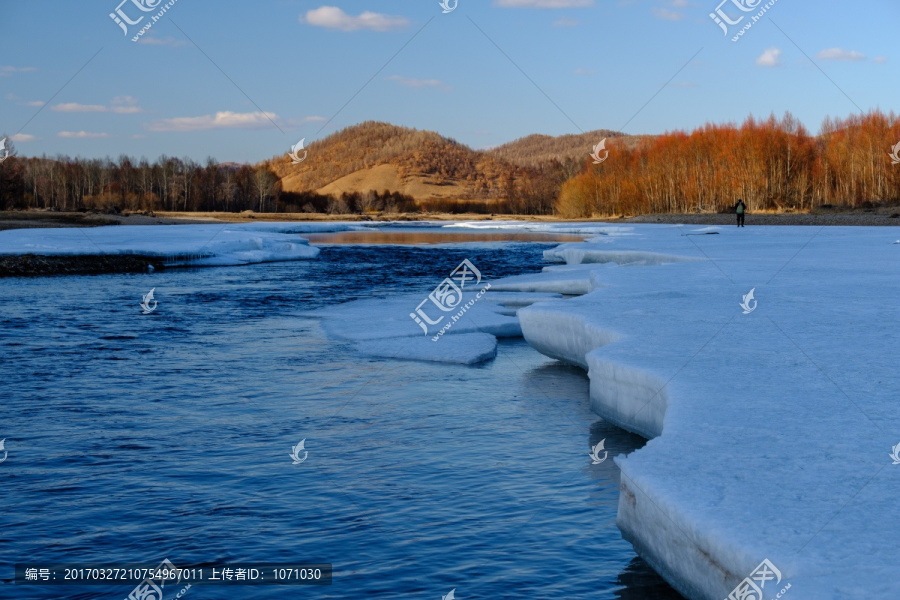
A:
[305,231,586,245]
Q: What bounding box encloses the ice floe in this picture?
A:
[309,288,566,364]
[356,332,498,365]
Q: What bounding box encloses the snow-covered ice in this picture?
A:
[506,223,900,599]
[356,332,498,365]
[309,290,565,364]
[0,222,358,266]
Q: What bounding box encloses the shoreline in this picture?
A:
[0,254,165,277]
[2,213,898,276]
[1,208,899,232]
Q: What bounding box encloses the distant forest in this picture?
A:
[558,111,900,217]
[0,152,361,215]
[1,110,898,216]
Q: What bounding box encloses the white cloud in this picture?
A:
[0,66,36,76]
[552,16,580,26]
[573,67,596,75]
[52,103,107,113]
[146,111,280,132]
[873,56,887,64]
[25,100,44,107]
[756,47,782,67]
[816,48,866,62]
[386,75,449,90]
[51,98,143,114]
[302,6,409,31]
[495,0,593,7]
[11,133,37,142]
[58,131,109,139]
[652,7,684,20]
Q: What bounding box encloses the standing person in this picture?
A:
[735,199,746,227]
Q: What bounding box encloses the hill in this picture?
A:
[486,129,645,168]
[270,121,521,201]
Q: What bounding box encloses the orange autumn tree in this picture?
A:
[556,110,900,218]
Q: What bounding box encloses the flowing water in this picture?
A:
[0,236,683,599]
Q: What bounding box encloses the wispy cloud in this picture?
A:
[386,75,450,90]
[0,66,36,76]
[652,7,684,20]
[52,103,107,113]
[11,133,37,142]
[58,131,109,139]
[816,47,866,62]
[495,0,594,7]
[667,81,697,88]
[552,16,580,26]
[146,111,282,132]
[756,47,782,67]
[109,96,142,114]
[573,67,596,75]
[5,93,44,107]
[873,56,887,64]
[301,6,409,31]
[51,96,143,114]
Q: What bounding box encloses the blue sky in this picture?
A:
[1,0,897,163]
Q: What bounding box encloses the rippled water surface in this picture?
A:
[1,239,682,599]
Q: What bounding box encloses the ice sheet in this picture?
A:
[0,222,357,266]
[516,224,900,599]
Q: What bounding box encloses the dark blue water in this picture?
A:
[0,242,682,599]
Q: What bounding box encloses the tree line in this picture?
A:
[0,148,322,214]
[2,110,898,217]
[557,110,900,217]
